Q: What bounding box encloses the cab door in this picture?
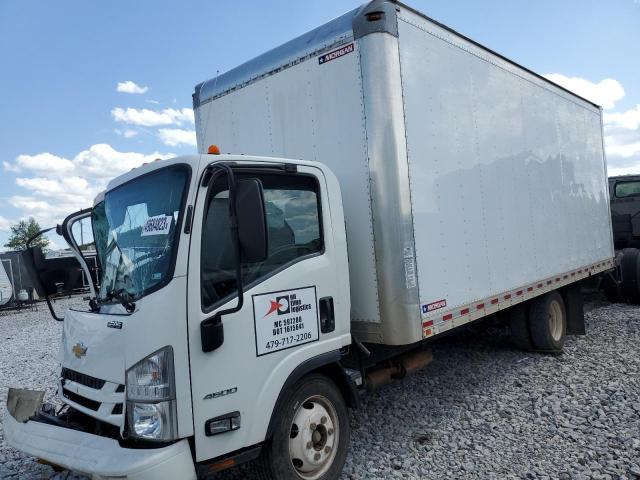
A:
[186,163,349,462]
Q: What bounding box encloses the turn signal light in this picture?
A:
[208,145,221,155]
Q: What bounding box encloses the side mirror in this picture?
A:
[236,178,268,263]
[201,175,269,353]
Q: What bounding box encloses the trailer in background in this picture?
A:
[0,258,13,306]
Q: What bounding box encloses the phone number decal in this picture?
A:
[252,287,319,356]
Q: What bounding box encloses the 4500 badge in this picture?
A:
[252,286,319,356]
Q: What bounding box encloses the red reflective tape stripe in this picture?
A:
[491,298,499,305]
[423,320,433,327]
[443,314,453,321]
[537,283,543,288]
[527,287,533,292]
[516,290,523,296]
[504,294,511,300]
[460,308,470,315]
[556,278,561,282]
[571,272,575,276]
[547,280,552,285]
[563,275,568,279]
[476,303,484,310]
[578,270,582,274]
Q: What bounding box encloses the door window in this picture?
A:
[615,181,640,198]
[201,172,322,310]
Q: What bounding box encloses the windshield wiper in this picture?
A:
[100,288,136,313]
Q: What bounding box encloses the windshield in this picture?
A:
[92,165,189,301]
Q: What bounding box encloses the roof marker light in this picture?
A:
[208,145,221,155]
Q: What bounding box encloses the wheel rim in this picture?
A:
[548,299,564,341]
[288,395,339,479]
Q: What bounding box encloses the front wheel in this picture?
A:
[257,373,350,480]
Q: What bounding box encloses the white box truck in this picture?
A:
[5,1,614,479]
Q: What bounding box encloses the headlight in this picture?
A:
[126,346,178,441]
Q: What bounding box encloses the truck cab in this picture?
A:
[609,175,640,250]
[5,153,355,479]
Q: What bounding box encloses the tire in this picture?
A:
[528,291,566,352]
[508,304,533,350]
[257,373,350,480]
[620,248,640,304]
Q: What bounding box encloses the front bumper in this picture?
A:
[3,409,196,480]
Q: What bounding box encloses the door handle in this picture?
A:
[319,297,335,334]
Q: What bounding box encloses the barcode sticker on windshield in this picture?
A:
[141,215,172,236]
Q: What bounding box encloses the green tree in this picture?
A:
[3,217,50,251]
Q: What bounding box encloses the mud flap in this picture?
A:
[563,283,585,336]
[7,388,44,423]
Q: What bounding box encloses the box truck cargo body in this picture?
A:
[4,2,615,479]
[194,0,614,345]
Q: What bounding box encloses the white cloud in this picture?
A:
[0,216,11,231]
[543,75,639,176]
[604,104,640,130]
[4,144,173,226]
[14,152,74,174]
[544,74,625,109]
[116,80,149,95]
[111,107,193,127]
[603,103,640,175]
[609,142,640,159]
[115,128,139,138]
[158,128,197,147]
[3,161,20,173]
[72,144,173,179]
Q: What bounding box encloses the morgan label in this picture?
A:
[252,286,319,356]
[422,299,447,314]
[318,43,354,65]
[141,215,172,236]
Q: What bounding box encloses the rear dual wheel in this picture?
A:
[528,291,566,352]
[620,248,640,304]
[509,291,566,352]
[258,374,349,480]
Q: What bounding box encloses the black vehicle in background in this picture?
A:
[609,175,640,249]
[603,175,640,303]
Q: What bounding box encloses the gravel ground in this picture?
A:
[1,294,639,479]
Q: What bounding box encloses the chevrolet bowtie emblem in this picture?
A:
[72,342,87,359]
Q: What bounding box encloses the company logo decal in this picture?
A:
[264,294,311,317]
[422,299,447,314]
[253,287,319,357]
[72,342,87,359]
[318,43,354,65]
[107,320,123,329]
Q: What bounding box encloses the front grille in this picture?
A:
[61,368,106,390]
[63,389,101,411]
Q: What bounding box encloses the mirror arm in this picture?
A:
[26,226,65,321]
[45,295,64,322]
[26,226,57,250]
[200,163,245,353]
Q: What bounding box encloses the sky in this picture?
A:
[0,0,639,250]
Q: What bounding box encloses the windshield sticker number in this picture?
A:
[141,215,172,236]
[252,286,319,356]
